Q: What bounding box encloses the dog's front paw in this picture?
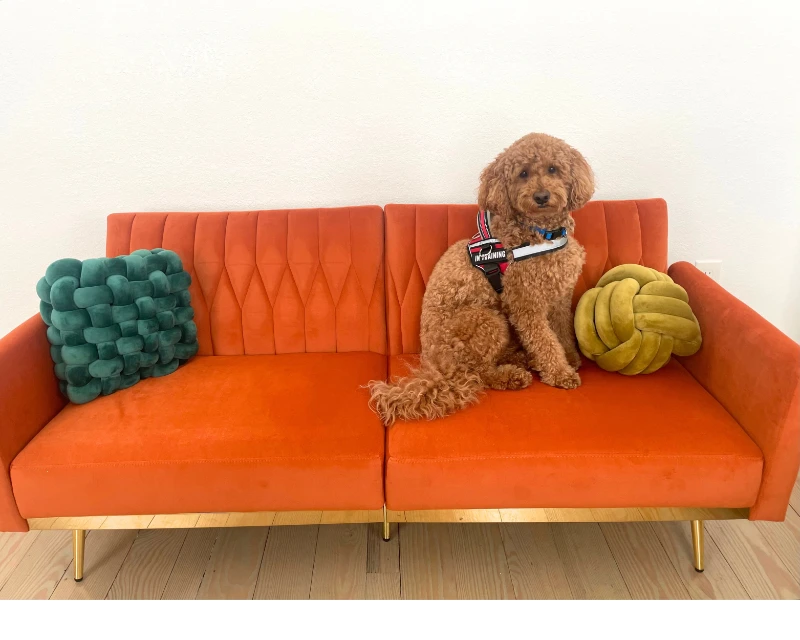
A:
[540,368,581,390]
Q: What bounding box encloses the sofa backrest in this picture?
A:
[106,200,668,358]
[384,199,668,355]
[107,208,386,356]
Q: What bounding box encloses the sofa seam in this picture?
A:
[128,213,137,254]
[386,452,764,463]
[633,199,645,267]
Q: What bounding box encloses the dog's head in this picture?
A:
[478,133,594,223]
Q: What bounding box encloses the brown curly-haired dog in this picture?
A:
[369,133,595,424]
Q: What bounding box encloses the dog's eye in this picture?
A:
[519,170,528,179]
[548,166,557,174]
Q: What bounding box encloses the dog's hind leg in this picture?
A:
[480,363,532,390]
[497,325,531,371]
[370,306,532,424]
[441,308,532,392]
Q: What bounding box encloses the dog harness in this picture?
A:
[467,209,568,294]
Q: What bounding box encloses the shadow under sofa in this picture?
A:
[1,200,797,582]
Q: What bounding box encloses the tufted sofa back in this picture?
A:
[107,208,386,356]
[384,199,668,355]
[106,200,668,358]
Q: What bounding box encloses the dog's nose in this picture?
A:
[533,190,550,206]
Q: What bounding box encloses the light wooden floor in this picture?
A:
[1,480,798,599]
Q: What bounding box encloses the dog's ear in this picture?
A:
[478,157,510,214]
[566,146,595,212]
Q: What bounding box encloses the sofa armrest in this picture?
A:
[669,262,800,521]
[0,316,66,531]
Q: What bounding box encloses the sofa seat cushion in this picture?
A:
[11,353,386,517]
[386,356,763,510]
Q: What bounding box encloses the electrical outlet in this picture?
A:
[695,259,722,282]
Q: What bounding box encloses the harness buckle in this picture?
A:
[534,226,568,241]
[481,264,504,294]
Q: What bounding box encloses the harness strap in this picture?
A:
[467,210,508,293]
[466,210,568,294]
[511,228,568,261]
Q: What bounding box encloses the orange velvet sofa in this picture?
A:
[1,200,798,578]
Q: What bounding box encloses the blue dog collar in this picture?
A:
[532,226,568,241]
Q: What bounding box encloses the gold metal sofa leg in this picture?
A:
[73,529,85,582]
[382,505,391,541]
[691,520,704,572]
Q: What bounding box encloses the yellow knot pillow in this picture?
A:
[574,264,702,375]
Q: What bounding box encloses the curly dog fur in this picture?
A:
[369,133,595,425]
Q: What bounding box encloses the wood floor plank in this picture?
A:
[404,510,501,523]
[499,509,549,523]
[196,513,229,528]
[310,524,367,599]
[149,513,201,529]
[399,523,458,599]
[650,521,749,600]
[450,524,514,599]
[706,519,800,599]
[0,530,72,599]
[100,515,154,529]
[195,527,269,599]
[592,509,644,522]
[50,530,138,600]
[51,516,107,530]
[106,529,187,599]
[552,523,631,599]
[638,508,682,521]
[160,528,220,600]
[790,478,800,516]
[366,572,400,599]
[500,524,572,599]
[600,522,690,599]
[254,525,318,600]
[272,511,319,526]
[546,508,596,522]
[0,532,40,591]
[638,507,748,521]
[367,522,400,574]
[754,507,800,584]
[226,512,276,527]
[321,510,382,524]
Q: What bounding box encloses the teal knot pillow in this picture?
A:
[36,248,199,404]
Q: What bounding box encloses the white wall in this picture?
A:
[1,0,798,340]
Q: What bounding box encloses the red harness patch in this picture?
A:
[467,210,508,293]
